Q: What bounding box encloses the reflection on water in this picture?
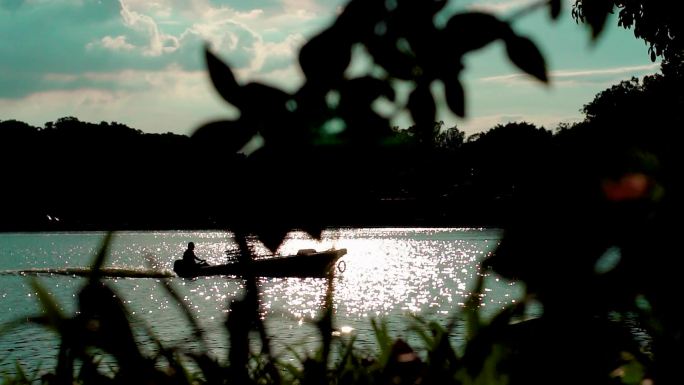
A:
[0,228,517,373]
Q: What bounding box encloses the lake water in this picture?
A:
[0,228,523,374]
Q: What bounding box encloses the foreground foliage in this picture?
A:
[3,0,683,383]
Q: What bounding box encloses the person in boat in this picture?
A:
[183,242,208,267]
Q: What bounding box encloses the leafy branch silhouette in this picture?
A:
[194,0,560,251]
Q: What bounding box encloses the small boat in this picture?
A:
[173,248,347,278]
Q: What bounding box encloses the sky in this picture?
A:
[0,0,660,136]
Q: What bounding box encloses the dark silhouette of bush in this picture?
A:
[485,44,684,385]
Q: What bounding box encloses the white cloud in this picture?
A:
[280,0,321,20]
[0,88,122,116]
[479,63,661,86]
[0,67,232,134]
[119,0,176,16]
[458,112,580,135]
[253,33,305,73]
[551,63,660,79]
[118,0,179,56]
[89,0,180,56]
[89,0,324,80]
[100,35,136,51]
[466,0,537,14]
[43,66,210,93]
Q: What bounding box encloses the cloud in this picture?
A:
[462,0,576,15]
[179,19,261,70]
[254,33,305,73]
[1,0,346,97]
[90,0,337,76]
[550,63,661,79]
[96,0,180,56]
[0,66,232,134]
[479,63,661,87]
[40,66,208,94]
[465,0,537,14]
[98,36,136,52]
[458,112,581,135]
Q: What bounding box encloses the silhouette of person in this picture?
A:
[183,242,208,267]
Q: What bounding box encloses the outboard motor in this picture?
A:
[173,259,187,277]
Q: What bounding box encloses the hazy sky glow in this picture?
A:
[0,0,658,135]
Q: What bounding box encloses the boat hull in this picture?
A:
[173,248,347,278]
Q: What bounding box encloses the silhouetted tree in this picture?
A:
[573,0,684,60]
[436,125,465,151]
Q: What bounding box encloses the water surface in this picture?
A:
[0,228,519,373]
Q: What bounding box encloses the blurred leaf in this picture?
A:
[444,77,466,117]
[301,223,324,240]
[226,298,251,383]
[299,28,352,89]
[156,279,208,352]
[458,344,508,385]
[337,77,396,142]
[237,83,300,145]
[192,120,257,154]
[256,225,290,254]
[408,83,436,130]
[504,35,548,82]
[576,0,614,40]
[333,0,385,42]
[241,82,291,113]
[619,356,646,385]
[241,83,291,126]
[282,344,307,365]
[89,232,113,282]
[550,0,562,20]
[366,37,416,80]
[465,275,485,341]
[487,301,525,333]
[205,46,241,106]
[187,353,227,385]
[384,339,422,384]
[346,76,396,104]
[77,354,113,385]
[29,278,65,329]
[77,281,144,370]
[371,319,393,366]
[445,13,512,55]
[394,0,448,20]
[14,362,28,384]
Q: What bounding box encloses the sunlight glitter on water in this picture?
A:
[0,228,517,372]
[247,228,512,324]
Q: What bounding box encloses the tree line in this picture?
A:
[0,115,541,230]
[1,52,680,232]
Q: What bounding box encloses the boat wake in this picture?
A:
[0,267,174,279]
